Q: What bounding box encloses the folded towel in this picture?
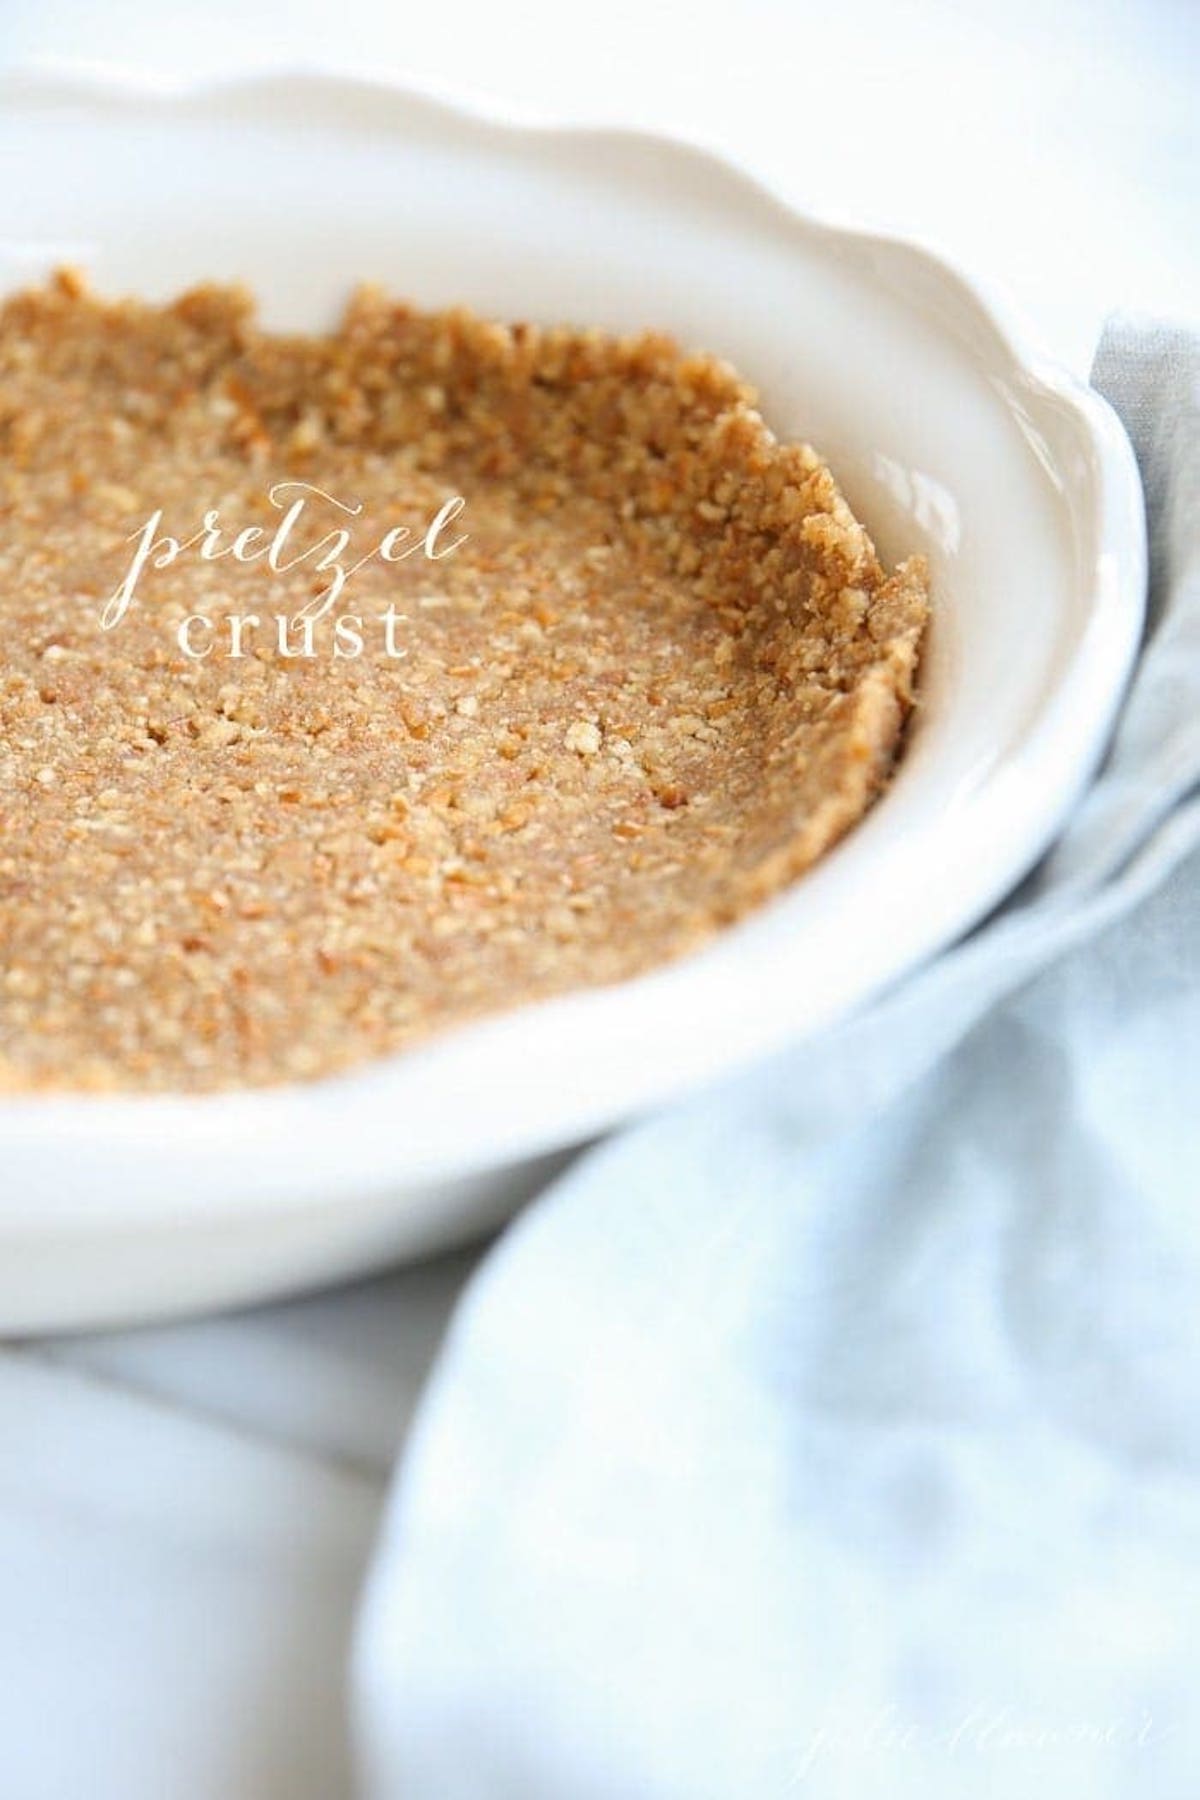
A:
[355,319,1200,1800]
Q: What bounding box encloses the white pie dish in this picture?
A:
[0,67,1144,1331]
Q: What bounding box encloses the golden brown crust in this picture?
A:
[0,272,928,1091]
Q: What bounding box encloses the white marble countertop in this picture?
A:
[0,2,1195,1794]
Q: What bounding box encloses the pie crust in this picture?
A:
[0,273,928,1091]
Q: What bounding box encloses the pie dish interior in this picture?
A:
[0,275,927,1091]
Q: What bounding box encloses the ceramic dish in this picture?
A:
[0,67,1144,1330]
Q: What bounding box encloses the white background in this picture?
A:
[3,0,1197,368]
[0,4,1196,1797]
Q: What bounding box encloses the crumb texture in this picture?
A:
[0,273,928,1091]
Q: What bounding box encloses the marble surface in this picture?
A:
[3,1256,478,1798]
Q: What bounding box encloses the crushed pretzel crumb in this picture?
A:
[0,273,928,1091]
